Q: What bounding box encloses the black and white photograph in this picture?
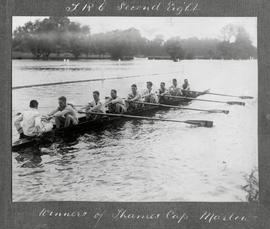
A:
[12,16,258,202]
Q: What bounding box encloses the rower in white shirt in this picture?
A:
[169,78,182,96]
[14,100,53,139]
[81,90,105,119]
[126,84,143,110]
[142,81,158,103]
[47,96,78,128]
[182,79,191,96]
[105,89,127,113]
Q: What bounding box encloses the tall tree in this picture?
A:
[164,37,185,61]
[12,17,91,59]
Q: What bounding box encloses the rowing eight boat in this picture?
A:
[12,90,209,151]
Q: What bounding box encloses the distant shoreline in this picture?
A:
[12,52,257,61]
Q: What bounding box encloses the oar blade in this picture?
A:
[208,109,229,114]
[239,96,254,99]
[227,101,245,106]
[185,120,213,128]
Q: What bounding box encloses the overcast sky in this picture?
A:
[13,17,257,46]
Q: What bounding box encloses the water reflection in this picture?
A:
[15,150,42,168]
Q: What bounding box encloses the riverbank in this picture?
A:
[12,51,171,60]
[12,52,257,61]
[12,51,112,60]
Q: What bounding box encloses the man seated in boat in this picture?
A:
[47,96,78,128]
[158,82,169,103]
[105,89,127,113]
[126,84,142,110]
[81,90,105,119]
[142,81,158,103]
[14,100,53,139]
[169,78,182,96]
[182,79,191,96]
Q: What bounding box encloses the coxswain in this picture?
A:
[169,78,182,96]
[47,96,78,128]
[158,82,168,103]
[126,84,142,110]
[14,100,53,139]
[182,79,191,96]
[106,89,127,113]
[81,90,105,119]
[142,81,158,103]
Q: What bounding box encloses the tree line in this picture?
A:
[12,17,257,60]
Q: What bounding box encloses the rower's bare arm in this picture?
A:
[161,91,169,96]
[48,108,59,116]
[14,114,23,123]
[104,98,112,106]
[110,98,122,104]
[129,95,138,101]
[134,94,141,101]
[57,108,72,117]
[89,103,102,112]
[82,104,91,110]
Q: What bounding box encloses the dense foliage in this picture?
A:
[13,17,257,60]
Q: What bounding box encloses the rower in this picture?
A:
[14,100,53,139]
[158,82,168,103]
[126,84,142,110]
[106,89,127,113]
[142,81,158,103]
[47,96,78,128]
[82,90,105,119]
[169,78,182,96]
[182,79,191,96]
[159,82,168,96]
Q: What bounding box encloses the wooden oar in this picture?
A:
[165,95,245,106]
[128,101,229,114]
[12,71,183,90]
[78,111,213,128]
[182,89,253,100]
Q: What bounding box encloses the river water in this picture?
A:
[12,59,258,202]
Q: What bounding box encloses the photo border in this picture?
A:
[1,0,270,228]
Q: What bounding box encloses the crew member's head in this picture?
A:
[173,78,177,86]
[184,79,188,84]
[29,100,38,109]
[131,84,137,94]
[147,81,153,90]
[93,91,100,101]
[111,89,117,99]
[160,82,165,89]
[58,96,67,108]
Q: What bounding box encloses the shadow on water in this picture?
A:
[14,133,79,159]
[15,145,43,169]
